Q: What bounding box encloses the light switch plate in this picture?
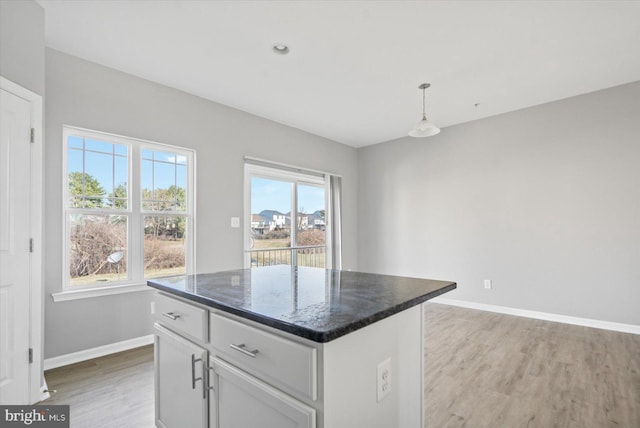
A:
[231,217,240,228]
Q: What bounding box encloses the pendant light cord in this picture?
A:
[422,86,426,119]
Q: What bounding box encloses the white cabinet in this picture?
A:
[209,356,315,428]
[154,323,208,428]
[153,291,425,428]
[153,293,315,428]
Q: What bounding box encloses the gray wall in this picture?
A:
[0,0,45,95]
[358,81,640,326]
[44,49,358,358]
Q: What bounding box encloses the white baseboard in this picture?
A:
[429,297,640,335]
[44,334,154,371]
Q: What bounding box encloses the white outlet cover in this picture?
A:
[484,279,492,289]
[377,357,391,403]
[231,217,240,228]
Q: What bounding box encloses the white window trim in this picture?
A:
[57,126,195,299]
[243,162,327,268]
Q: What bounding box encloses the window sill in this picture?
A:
[51,282,152,302]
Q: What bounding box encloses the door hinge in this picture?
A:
[29,348,33,364]
[29,238,34,253]
[30,128,35,143]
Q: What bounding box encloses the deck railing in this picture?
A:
[247,245,326,268]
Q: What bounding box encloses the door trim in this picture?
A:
[1,76,44,404]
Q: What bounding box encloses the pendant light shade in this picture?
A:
[409,83,440,137]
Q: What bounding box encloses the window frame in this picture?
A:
[60,126,195,294]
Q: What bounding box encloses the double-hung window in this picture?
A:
[63,126,194,291]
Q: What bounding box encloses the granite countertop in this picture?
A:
[147,265,456,343]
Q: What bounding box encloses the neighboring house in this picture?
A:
[270,214,287,230]
[305,211,326,230]
[251,214,266,235]
[253,210,291,232]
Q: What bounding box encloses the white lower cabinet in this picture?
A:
[153,294,316,428]
[153,292,425,428]
[154,323,208,428]
[209,356,315,428]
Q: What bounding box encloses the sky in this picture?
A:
[251,177,325,214]
[68,136,184,195]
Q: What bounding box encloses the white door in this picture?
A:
[0,88,32,404]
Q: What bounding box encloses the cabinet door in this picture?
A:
[154,323,208,428]
[209,357,315,428]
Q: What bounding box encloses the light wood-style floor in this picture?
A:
[41,304,639,428]
[425,303,640,427]
[41,344,154,428]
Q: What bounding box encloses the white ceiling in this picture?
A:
[36,1,640,147]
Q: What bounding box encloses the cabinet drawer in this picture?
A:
[154,293,208,343]
[210,312,317,401]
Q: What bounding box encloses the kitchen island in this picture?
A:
[148,265,455,428]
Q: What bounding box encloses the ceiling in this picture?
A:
[36,1,640,147]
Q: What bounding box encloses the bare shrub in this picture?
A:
[255,229,290,240]
[297,229,325,247]
[144,237,185,270]
[69,216,127,278]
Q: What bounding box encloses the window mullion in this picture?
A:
[130,144,142,281]
[291,181,298,266]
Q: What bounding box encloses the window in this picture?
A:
[245,163,327,268]
[63,127,194,289]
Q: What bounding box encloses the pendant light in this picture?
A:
[409,83,440,137]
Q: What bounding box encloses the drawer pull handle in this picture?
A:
[162,312,180,320]
[230,343,259,358]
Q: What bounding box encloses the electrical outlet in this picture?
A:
[484,279,492,289]
[150,301,155,314]
[231,217,240,228]
[377,358,391,402]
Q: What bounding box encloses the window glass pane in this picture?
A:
[249,177,292,266]
[297,184,326,268]
[68,136,83,149]
[85,139,113,154]
[67,138,129,211]
[144,215,187,278]
[176,165,187,211]
[67,144,85,208]
[114,145,128,156]
[69,214,127,285]
[142,150,188,212]
[141,159,153,210]
[141,148,154,160]
[85,151,113,201]
[176,154,187,165]
[112,155,128,209]
[67,149,83,174]
[153,162,175,211]
[152,150,174,163]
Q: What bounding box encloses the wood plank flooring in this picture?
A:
[40,305,639,427]
[41,344,154,428]
[424,303,640,427]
